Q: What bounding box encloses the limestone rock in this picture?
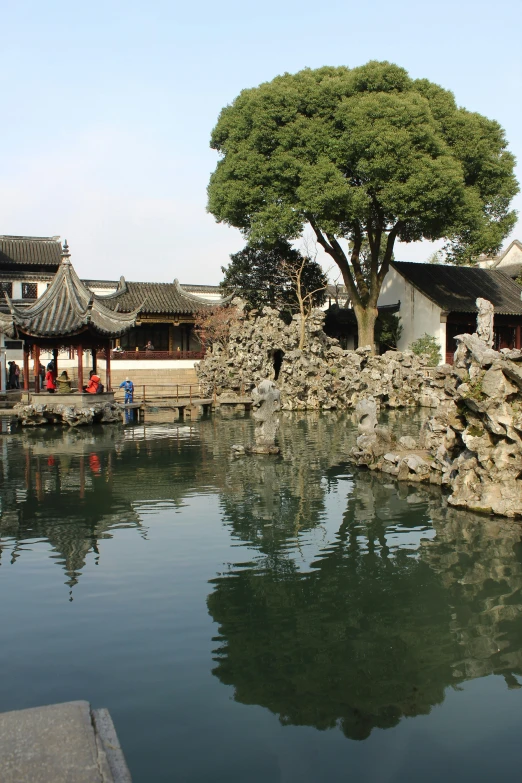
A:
[14,402,122,427]
[196,305,434,412]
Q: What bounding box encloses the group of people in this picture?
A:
[7,358,133,400]
[44,362,104,395]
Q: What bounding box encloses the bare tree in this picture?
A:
[194,305,240,356]
[280,239,329,349]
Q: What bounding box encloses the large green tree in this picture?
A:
[207,61,518,348]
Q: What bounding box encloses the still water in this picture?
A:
[0,411,521,783]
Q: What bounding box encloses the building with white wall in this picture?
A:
[378,261,522,362]
[0,235,223,390]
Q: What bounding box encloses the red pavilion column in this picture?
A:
[105,341,111,391]
[77,345,84,393]
[33,345,40,393]
[53,348,58,378]
[23,344,30,392]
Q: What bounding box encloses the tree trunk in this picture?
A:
[354,306,378,353]
[299,312,306,350]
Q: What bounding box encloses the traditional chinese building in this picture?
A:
[378,261,522,363]
[0,235,222,390]
[0,247,139,392]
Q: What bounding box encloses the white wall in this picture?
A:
[378,266,445,353]
[496,243,522,268]
[99,358,199,370]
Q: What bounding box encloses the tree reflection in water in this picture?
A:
[208,466,522,740]
[0,412,520,737]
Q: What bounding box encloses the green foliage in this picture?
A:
[461,372,486,401]
[220,241,327,314]
[376,313,402,351]
[409,333,442,366]
[208,61,518,345]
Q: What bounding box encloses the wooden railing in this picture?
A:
[114,383,203,403]
[109,350,205,360]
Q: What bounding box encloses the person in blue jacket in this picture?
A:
[119,377,134,404]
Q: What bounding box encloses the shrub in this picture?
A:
[376,313,403,352]
[409,333,441,366]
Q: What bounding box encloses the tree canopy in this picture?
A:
[208,61,518,348]
[220,241,327,315]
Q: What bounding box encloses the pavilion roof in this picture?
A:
[0,258,140,340]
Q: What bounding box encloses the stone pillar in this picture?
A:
[476,298,494,347]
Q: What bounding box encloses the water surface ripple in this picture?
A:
[0,412,521,783]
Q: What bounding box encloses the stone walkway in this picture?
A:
[0,701,131,782]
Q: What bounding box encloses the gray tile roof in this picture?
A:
[0,236,62,268]
[103,279,216,315]
[392,262,522,315]
[182,284,221,294]
[0,261,138,339]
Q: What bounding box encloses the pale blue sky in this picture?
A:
[1,0,521,282]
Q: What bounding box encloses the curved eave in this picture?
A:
[14,319,137,339]
[0,311,16,338]
[173,279,220,310]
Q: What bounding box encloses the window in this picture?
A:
[0,282,13,298]
[22,283,38,299]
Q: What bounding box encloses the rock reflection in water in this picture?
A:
[1,412,521,744]
[208,472,522,739]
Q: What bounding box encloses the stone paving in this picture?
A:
[0,701,131,782]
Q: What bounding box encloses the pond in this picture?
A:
[0,411,521,783]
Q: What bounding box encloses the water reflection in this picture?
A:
[0,412,521,742]
[208,471,522,739]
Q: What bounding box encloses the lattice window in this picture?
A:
[0,282,13,298]
[22,282,38,299]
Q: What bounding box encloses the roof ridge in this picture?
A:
[0,235,60,241]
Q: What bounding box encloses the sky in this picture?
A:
[1,0,521,284]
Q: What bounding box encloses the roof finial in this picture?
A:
[61,239,71,262]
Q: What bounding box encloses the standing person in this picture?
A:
[119,377,134,404]
[7,362,15,389]
[39,363,45,387]
[13,362,20,389]
[145,340,155,351]
[45,365,56,393]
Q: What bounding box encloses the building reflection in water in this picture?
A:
[0,412,520,736]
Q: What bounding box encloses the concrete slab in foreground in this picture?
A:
[0,700,132,783]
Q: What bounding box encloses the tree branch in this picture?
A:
[307,214,362,307]
[373,222,402,302]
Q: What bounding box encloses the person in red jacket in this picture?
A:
[45,367,56,393]
[85,372,101,394]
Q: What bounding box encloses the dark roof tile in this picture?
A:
[0,236,62,268]
[103,279,216,315]
[392,262,522,315]
[0,261,138,339]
